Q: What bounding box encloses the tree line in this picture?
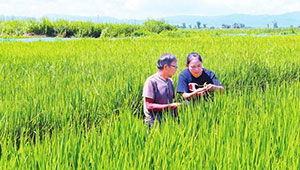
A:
[0,18,177,38]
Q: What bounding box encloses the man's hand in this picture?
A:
[169,102,183,109]
[206,84,224,92]
[206,84,216,91]
[195,87,208,96]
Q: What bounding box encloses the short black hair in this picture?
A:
[157,53,177,70]
[186,52,202,65]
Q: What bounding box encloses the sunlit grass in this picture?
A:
[0,34,299,169]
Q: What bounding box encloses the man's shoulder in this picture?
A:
[146,73,159,81]
[179,69,191,77]
[146,73,170,84]
[144,74,156,87]
[179,68,190,74]
[203,68,215,76]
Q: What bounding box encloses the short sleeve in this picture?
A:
[176,73,189,93]
[210,72,221,86]
[143,78,155,99]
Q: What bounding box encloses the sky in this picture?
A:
[0,0,300,19]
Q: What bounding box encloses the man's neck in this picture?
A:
[158,70,168,80]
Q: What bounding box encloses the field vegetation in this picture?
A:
[0,18,177,38]
[0,29,299,169]
[1,18,299,38]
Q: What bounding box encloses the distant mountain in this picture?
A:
[0,16,36,21]
[162,11,300,28]
[1,11,300,28]
[43,14,145,24]
[0,14,145,25]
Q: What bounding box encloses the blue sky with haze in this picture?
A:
[0,0,299,19]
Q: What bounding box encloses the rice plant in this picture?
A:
[0,34,299,169]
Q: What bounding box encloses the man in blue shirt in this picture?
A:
[176,52,224,100]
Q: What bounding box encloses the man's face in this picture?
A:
[166,61,178,78]
[187,58,203,78]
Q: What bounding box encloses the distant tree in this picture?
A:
[196,21,201,29]
[203,24,207,28]
[188,25,192,29]
[222,24,231,29]
[272,21,278,28]
[233,23,240,29]
[182,23,186,29]
[143,19,177,34]
[232,23,245,29]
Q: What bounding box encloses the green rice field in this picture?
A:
[0,34,300,169]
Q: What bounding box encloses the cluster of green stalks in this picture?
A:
[0,34,299,169]
[0,19,177,38]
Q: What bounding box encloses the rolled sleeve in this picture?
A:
[143,79,155,99]
[210,73,221,86]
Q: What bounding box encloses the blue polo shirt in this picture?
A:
[176,68,221,93]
